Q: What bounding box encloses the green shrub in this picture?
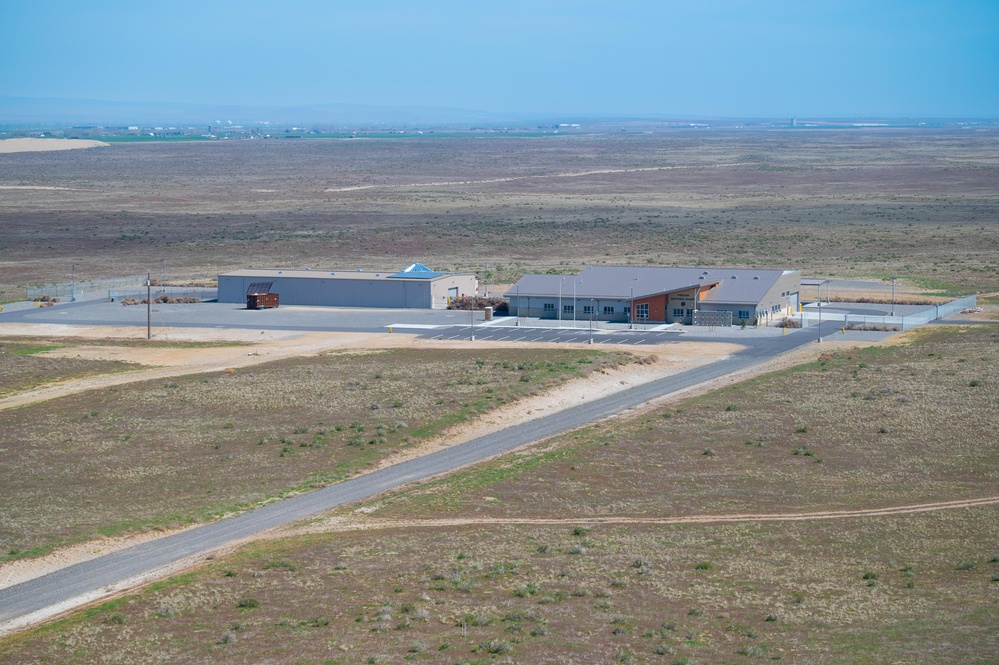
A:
[478,639,511,654]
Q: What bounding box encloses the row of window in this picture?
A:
[536,304,788,321]
[541,303,620,315]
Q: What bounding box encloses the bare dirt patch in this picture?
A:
[0,138,108,153]
[0,326,418,410]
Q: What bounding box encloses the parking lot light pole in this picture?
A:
[589,298,595,344]
[629,285,634,330]
[146,273,152,340]
[891,276,895,316]
[817,296,821,343]
[573,279,577,329]
[516,283,520,326]
[558,278,563,328]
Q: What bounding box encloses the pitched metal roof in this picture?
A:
[221,265,467,282]
[388,262,446,279]
[506,266,795,305]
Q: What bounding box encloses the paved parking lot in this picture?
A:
[2,293,885,348]
[421,324,685,346]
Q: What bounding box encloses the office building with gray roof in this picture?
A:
[506,266,800,326]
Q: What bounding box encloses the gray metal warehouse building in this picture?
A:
[218,263,477,309]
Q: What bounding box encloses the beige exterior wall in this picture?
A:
[430,274,478,309]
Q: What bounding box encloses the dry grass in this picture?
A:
[1,511,994,664]
[369,326,999,520]
[1,328,995,663]
[1,131,998,302]
[0,339,135,398]
[0,347,628,561]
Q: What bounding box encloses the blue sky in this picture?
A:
[2,0,996,117]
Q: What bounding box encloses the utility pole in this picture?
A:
[469,297,475,341]
[146,272,152,340]
[163,258,167,291]
[484,263,489,298]
[71,263,76,302]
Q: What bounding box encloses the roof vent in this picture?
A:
[330,272,336,276]
[731,275,737,279]
[753,275,759,280]
[702,271,708,275]
[698,275,704,279]
[375,273,381,277]
[277,271,283,274]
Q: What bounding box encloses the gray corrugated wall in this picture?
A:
[217,275,433,308]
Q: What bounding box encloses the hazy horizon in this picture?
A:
[2,0,998,119]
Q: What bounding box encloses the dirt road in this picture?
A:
[296,496,999,535]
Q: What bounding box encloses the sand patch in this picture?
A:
[0,325,421,410]
[0,138,109,154]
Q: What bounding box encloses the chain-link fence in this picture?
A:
[25,274,150,301]
[107,286,218,303]
[800,295,977,330]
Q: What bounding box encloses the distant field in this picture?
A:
[3,327,995,663]
[0,130,997,302]
[0,347,628,561]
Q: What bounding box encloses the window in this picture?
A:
[686,308,693,318]
[624,306,631,316]
[583,305,594,315]
[563,304,574,314]
[604,306,615,315]
[738,310,750,320]
[636,303,649,319]
[673,308,685,317]
[543,303,555,313]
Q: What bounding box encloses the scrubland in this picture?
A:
[2,327,995,663]
[1,130,997,301]
[2,130,997,661]
[0,348,628,562]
